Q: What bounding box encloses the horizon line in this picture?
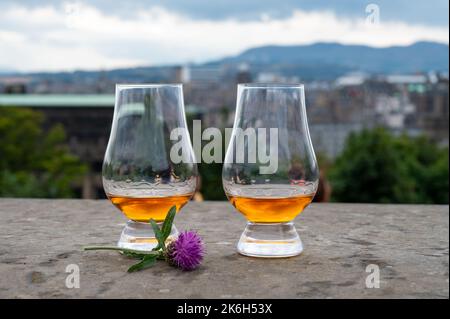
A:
[1,40,448,76]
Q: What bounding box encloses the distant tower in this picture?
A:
[236,63,252,84]
[175,65,191,83]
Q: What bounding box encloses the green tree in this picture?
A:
[198,162,226,200]
[0,107,87,198]
[395,134,449,204]
[328,127,448,204]
[185,112,227,200]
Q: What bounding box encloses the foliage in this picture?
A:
[328,127,448,204]
[186,113,227,200]
[199,162,226,200]
[0,107,87,198]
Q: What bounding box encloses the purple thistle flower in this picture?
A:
[166,231,204,271]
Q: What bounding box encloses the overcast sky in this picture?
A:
[0,0,448,72]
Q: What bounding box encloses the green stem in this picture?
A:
[83,246,159,255]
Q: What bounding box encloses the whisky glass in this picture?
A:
[223,84,319,257]
[103,84,197,251]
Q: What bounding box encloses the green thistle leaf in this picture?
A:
[149,219,165,251]
[161,206,177,241]
[127,254,157,273]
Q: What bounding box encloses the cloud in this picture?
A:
[2,0,449,26]
[0,3,448,72]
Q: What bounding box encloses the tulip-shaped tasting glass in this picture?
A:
[223,84,319,257]
[103,84,197,251]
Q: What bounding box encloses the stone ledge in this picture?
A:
[0,199,448,298]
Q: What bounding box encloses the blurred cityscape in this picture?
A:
[0,41,448,200]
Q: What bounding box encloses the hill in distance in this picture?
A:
[3,41,448,82]
[208,41,449,80]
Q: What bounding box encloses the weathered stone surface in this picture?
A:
[0,199,448,299]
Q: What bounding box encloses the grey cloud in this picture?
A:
[0,0,448,26]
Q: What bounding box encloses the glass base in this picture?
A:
[117,220,179,252]
[237,222,303,258]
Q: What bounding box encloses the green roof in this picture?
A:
[0,94,115,107]
[0,95,206,113]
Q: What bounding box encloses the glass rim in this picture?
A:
[116,83,183,89]
[238,83,305,89]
